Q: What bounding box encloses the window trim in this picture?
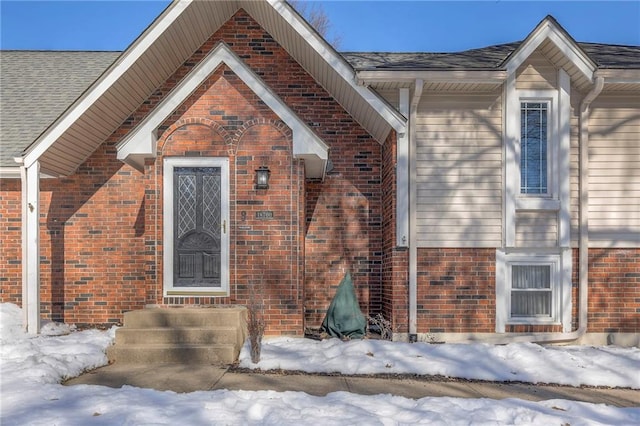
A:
[516,90,558,204]
[496,249,572,332]
[504,69,571,248]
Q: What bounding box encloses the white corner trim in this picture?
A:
[504,20,595,81]
[116,42,329,178]
[396,88,410,247]
[268,0,406,135]
[22,162,41,334]
[504,74,518,247]
[557,69,571,248]
[21,0,192,169]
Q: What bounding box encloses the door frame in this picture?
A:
[163,157,230,296]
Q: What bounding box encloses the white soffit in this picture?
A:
[117,42,329,178]
[503,16,596,81]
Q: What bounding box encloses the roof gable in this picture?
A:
[502,15,597,82]
[18,0,404,177]
[117,42,329,178]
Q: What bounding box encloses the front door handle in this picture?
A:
[223,220,226,234]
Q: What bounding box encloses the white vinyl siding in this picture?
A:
[515,51,557,91]
[515,211,558,247]
[415,91,503,247]
[588,94,640,247]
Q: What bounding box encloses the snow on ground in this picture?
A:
[1,303,639,425]
[239,336,640,389]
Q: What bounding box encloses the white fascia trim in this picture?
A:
[595,69,640,83]
[0,167,22,178]
[504,20,595,81]
[268,0,406,136]
[117,42,329,178]
[356,70,508,85]
[21,0,192,169]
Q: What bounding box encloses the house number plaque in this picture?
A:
[256,211,274,220]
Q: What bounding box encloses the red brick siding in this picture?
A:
[380,131,409,333]
[0,179,22,303]
[416,248,496,333]
[588,248,640,333]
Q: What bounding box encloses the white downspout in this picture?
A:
[408,79,423,341]
[575,75,605,339]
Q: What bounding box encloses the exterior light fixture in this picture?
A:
[255,166,270,189]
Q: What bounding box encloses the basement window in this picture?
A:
[496,250,570,332]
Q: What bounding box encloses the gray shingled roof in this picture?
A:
[1,41,638,169]
[0,51,120,168]
[342,42,640,71]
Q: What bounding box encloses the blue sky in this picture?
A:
[1,1,639,52]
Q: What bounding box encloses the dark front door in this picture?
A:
[173,167,222,287]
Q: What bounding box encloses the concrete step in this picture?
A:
[109,307,248,365]
[107,343,238,364]
[123,307,247,329]
[114,327,239,345]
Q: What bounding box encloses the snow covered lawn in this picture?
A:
[1,303,639,425]
[239,336,640,388]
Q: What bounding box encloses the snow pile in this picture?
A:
[0,304,114,389]
[239,337,640,388]
[2,303,639,425]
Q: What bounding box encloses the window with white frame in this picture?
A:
[510,263,554,318]
[496,250,570,332]
[520,101,549,195]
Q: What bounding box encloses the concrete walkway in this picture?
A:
[64,363,640,408]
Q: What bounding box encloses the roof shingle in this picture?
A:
[0,51,119,168]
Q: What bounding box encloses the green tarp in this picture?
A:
[320,272,366,339]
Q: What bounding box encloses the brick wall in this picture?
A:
[0,179,21,303]
[416,248,496,333]
[588,248,640,333]
[0,9,382,333]
[380,132,409,333]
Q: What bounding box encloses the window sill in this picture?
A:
[515,197,560,211]
[507,319,560,326]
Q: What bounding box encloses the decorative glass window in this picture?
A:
[520,102,549,194]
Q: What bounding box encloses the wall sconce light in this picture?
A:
[255,166,270,189]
